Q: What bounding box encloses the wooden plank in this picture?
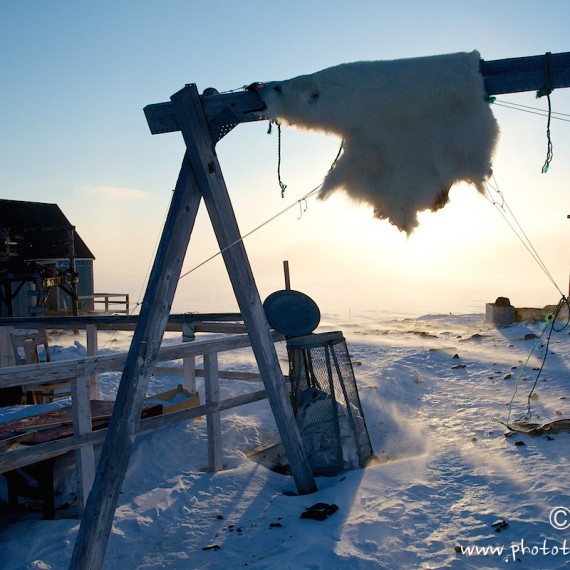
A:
[0,426,105,473]
[182,356,196,393]
[283,260,291,291]
[144,89,265,135]
[86,324,99,399]
[142,52,570,138]
[0,326,16,368]
[482,51,570,95]
[153,366,261,382]
[69,152,203,570]
[0,352,129,388]
[0,389,268,473]
[204,353,222,472]
[0,333,279,389]
[170,84,316,496]
[72,374,96,513]
[196,369,262,381]
[140,388,268,432]
[0,312,243,329]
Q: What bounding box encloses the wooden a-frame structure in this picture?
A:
[70,51,570,569]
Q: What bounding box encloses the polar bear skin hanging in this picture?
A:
[255,51,499,233]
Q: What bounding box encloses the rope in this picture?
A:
[498,314,551,427]
[484,168,570,428]
[178,132,345,280]
[483,176,565,298]
[539,93,554,173]
[492,99,570,122]
[268,121,345,198]
[178,183,323,281]
[495,295,570,430]
[267,121,288,197]
[519,297,570,420]
[536,52,554,173]
[277,123,288,197]
[329,140,344,171]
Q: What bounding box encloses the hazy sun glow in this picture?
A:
[2,2,569,319]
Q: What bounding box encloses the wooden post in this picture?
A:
[68,226,79,317]
[86,324,99,399]
[69,152,203,570]
[0,326,16,368]
[72,373,95,514]
[181,322,196,393]
[170,84,316,495]
[182,355,196,393]
[204,352,222,472]
[283,260,291,291]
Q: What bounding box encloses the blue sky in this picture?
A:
[2,1,570,318]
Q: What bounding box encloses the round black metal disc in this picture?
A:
[263,290,320,337]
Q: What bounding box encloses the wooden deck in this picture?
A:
[0,317,284,521]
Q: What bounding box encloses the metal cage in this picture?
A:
[287,331,373,476]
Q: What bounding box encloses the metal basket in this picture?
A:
[287,331,373,476]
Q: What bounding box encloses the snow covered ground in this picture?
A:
[1,310,569,569]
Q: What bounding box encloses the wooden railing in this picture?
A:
[0,315,285,516]
[79,293,130,314]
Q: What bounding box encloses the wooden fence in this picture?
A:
[78,293,131,314]
[0,315,284,516]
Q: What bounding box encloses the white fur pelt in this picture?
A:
[255,51,499,233]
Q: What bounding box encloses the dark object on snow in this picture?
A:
[492,519,509,532]
[202,544,221,551]
[301,502,339,521]
[511,418,570,436]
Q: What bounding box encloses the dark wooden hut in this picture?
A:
[0,199,95,317]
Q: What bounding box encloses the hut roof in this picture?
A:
[0,199,95,260]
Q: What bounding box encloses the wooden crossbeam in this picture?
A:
[481,51,570,95]
[144,88,265,136]
[143,52,570,140]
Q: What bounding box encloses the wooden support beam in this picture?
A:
[144,89,265,136]
[85,324,99,399]
[204,352,222,472]
[143,52,570,140]
[283,260,291,291]
[0,326,16,368]
[182,356,196,392]
[71,373,95,514]
[0,312,244,329]
[482,51,570,95]
[170,84,316,497]
[69,152,203,570]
